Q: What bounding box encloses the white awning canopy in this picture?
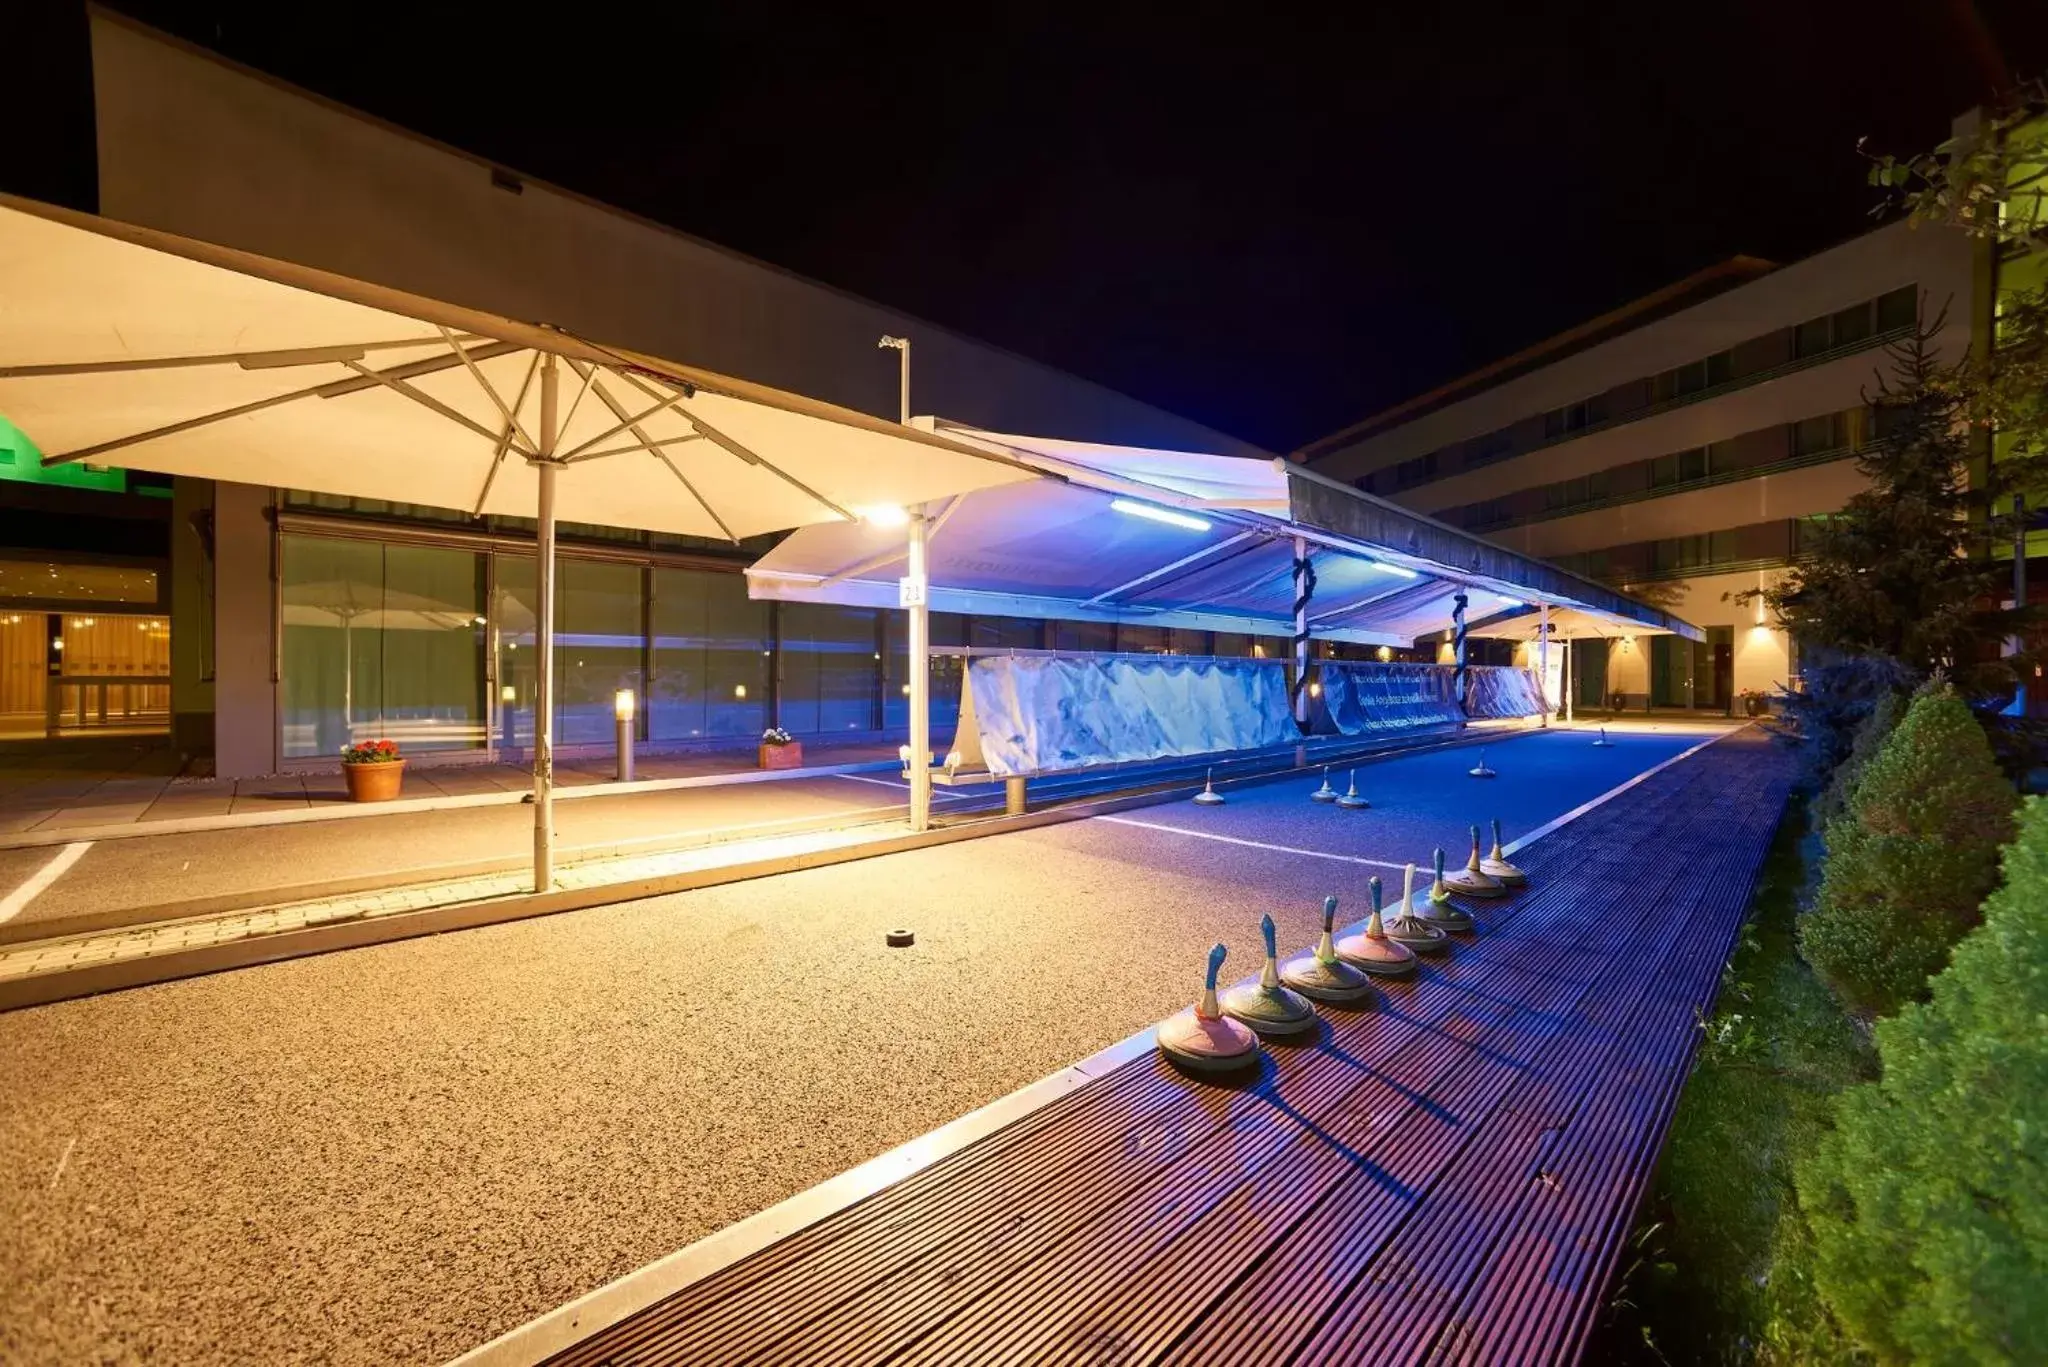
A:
[749,423,1701,646]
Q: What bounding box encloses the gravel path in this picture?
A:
[0,730,1701,1366]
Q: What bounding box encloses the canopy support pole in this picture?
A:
[1538,600,1551,727]
[534,356,560,891]
[1564,636,1575,723]
[907,510,932,833]
[1292,536,1314,732]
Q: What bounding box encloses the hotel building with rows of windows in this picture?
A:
[1298,216,1983,713]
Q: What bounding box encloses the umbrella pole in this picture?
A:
[1564,636,1574,723]
[907,509,931,833]
[1538,600,1550,727]
[534,356,560,891]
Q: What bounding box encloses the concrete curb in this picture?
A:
[0,726,1555,1011]
[0,756,904,850]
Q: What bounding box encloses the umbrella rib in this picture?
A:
[556,387,695,461]
[612,370,856,523]
[339,359,532,453]
[560,433,703,464]
[40,341,529,467]
[436,326,537,452]
[572,362,738,543]
[472,352,542,517]
[0,335,480,379]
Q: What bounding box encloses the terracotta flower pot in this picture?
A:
[758,741,803,771]
[343,759,406,802]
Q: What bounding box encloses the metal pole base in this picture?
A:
[1005,775,1028,816]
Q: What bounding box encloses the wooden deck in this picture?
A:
[543,730,1792,1365]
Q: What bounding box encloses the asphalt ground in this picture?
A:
[0,727,1710,1367]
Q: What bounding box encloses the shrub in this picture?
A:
[1813,688,1905,833]
[1796,795,2048,1364]
[1801,688,2016,1015]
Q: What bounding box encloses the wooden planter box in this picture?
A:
[758,741,803,771]
[343,759,406,802]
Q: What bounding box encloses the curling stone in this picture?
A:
[1335,770,1369,809]
[1279,895,1376,1006]
[1468,749,1497,778]
[1443,825,1507,898]
[1592,726,1613,747]
[1157,943,1261,1075]
[1334,876,1419,978]
[1383,862,1450,954]
[1479,818,1528,886]
[1310,767,1338,803]
[1416,847,1476,930]
[1221,914,1320,1037]
[1192,768,1226,805]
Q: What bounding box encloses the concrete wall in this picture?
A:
[210,482,274,777]
[86,12,1261,458]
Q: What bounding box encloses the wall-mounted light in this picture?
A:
[857,504,910,528]
[733,684,748,699]
[1377,645,1392,662]
[500,685,516,703]
[1308,681,1322,697]
[1110,498,1210,532]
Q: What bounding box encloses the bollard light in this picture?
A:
[614,688,636,782]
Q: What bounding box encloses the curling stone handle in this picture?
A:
[1261,913,1277,958]
[1205,942,1227,991]
[1321,894,1338,933]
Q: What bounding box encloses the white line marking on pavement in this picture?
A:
[49,1136,75,1189]
[1094,816,1410,871]
[0,842,92,924]
[832,773,971,801]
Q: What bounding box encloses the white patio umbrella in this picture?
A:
[0,195,1037,886]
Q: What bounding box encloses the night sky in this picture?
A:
[20,2,2048,452]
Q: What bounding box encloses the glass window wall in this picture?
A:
[779,602,880,734]
[650,566,770,741]
[495,554,645,749]
[281,536,486,758]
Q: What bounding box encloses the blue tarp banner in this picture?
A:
[1318,662,1464,735]
[960,654,1296,777]
[1466,664,1546,718]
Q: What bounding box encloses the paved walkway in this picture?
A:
[508,730,1792,1366]
[0,737,901,836]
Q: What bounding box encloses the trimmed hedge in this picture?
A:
[1796,795,2048,1364]
[1801,689,2015,1015]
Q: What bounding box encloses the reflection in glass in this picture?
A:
[883,611,964,734]
[281,536,486,757]
[495,555,645,748]
[650,567,769,740]
[779,602,879,733]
